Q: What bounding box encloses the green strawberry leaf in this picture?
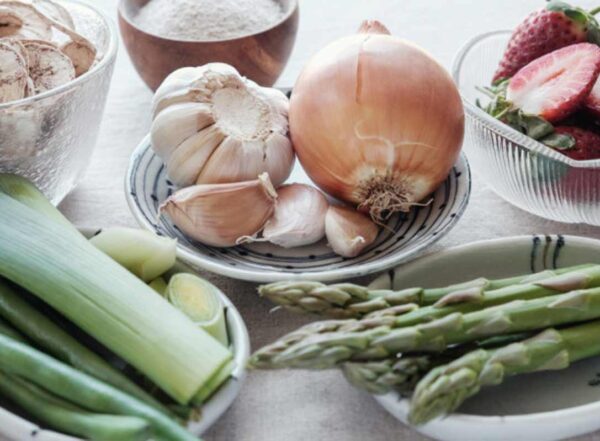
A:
[546,1,576,13]
[519,113,555,139]
[563,8,589,25]
[587,24,600,45]
[541,133,576,150]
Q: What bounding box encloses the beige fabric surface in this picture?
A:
[60,1,600,439]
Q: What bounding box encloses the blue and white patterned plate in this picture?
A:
[125,135,471,282]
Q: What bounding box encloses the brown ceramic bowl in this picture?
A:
[118,0,299,90]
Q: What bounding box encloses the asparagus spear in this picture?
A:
[0,371,151,441]
[409,319,600,425]
[250,286,600,369]
[342,334,531,395]
[250,266,600,367]
[0,334,199,441]
[259,265,593,318]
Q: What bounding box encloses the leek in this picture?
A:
[0,279,170,414]
[167,274,228,347]
[90,228,177,282]
[0,191,232,404]
[149,277,169,297]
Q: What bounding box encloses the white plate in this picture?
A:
[125,135,471,283]
[369,234,600,441]
[0,227,250,441]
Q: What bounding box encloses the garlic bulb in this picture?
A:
[151,63,294,187]
[260,183,329,248]
[325,206,379,258]
[160,173,277,247]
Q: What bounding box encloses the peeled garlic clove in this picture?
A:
[151,102,214,161]
[151,63,294,187]
[261,184,328,248]
[160,173,277,247]
[325,206,379,258]
[167,124,225,186]
[0,42,27,103]
[197,133,294,186]
[24,40,75,93]
[0,6,23,37]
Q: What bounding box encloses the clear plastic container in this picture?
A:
[0,0,118,204]
[453,31,600,225]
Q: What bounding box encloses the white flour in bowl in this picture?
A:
[133,0,286,41]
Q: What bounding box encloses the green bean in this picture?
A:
[0,334,198,441]
[0,372,150,441]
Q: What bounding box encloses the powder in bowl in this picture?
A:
[133,0,286,41]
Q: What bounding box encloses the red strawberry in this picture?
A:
[506,43,600,122]
[554,125,600,159]
[494,1,600,83]
[584,77,600,117]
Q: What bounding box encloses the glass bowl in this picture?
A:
[452,31,600,225]
[0,0,118,204]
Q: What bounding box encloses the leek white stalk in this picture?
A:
[167,274,228,347]
[90,227,177,282]
[149,277,168,297]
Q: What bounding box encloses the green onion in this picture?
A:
[0,334,198,441]
[0,279,170,414]
[149,277,169,297]
[167,274,228,347]
[0,189,232,404]
[90,227,177,282]
[0,371,151,441]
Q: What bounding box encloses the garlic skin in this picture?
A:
[151,63,294,187]
[325,206,379,258]
[160,173,277,247]
[261,184,329,248]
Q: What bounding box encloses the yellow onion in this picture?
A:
[289,20,464,222]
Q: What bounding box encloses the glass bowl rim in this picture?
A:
[451,29,600,169]
[0,0,119,111]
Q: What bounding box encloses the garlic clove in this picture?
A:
[151,102,214,161]
[160,173,278,248]
[325,206,379,257]
[261,183,329,248]
[167,124,225,187]
[196,132,294,187]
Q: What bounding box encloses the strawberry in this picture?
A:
[506,43,600,122]
[584,76,600,117]
[493,1,600,84]
[553,125,600,159]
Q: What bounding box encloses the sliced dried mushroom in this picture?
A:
[1,37,28,67]
[60,39,94,76]
[0,1,51,39]
[0,41,27,103]
[0,6,23,37]
[33,0,73,29]
[23,74,33,95]
[24,40,74,93]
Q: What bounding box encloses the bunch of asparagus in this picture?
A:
[252,264,600,425]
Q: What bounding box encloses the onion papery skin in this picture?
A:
[289,22,464,220]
